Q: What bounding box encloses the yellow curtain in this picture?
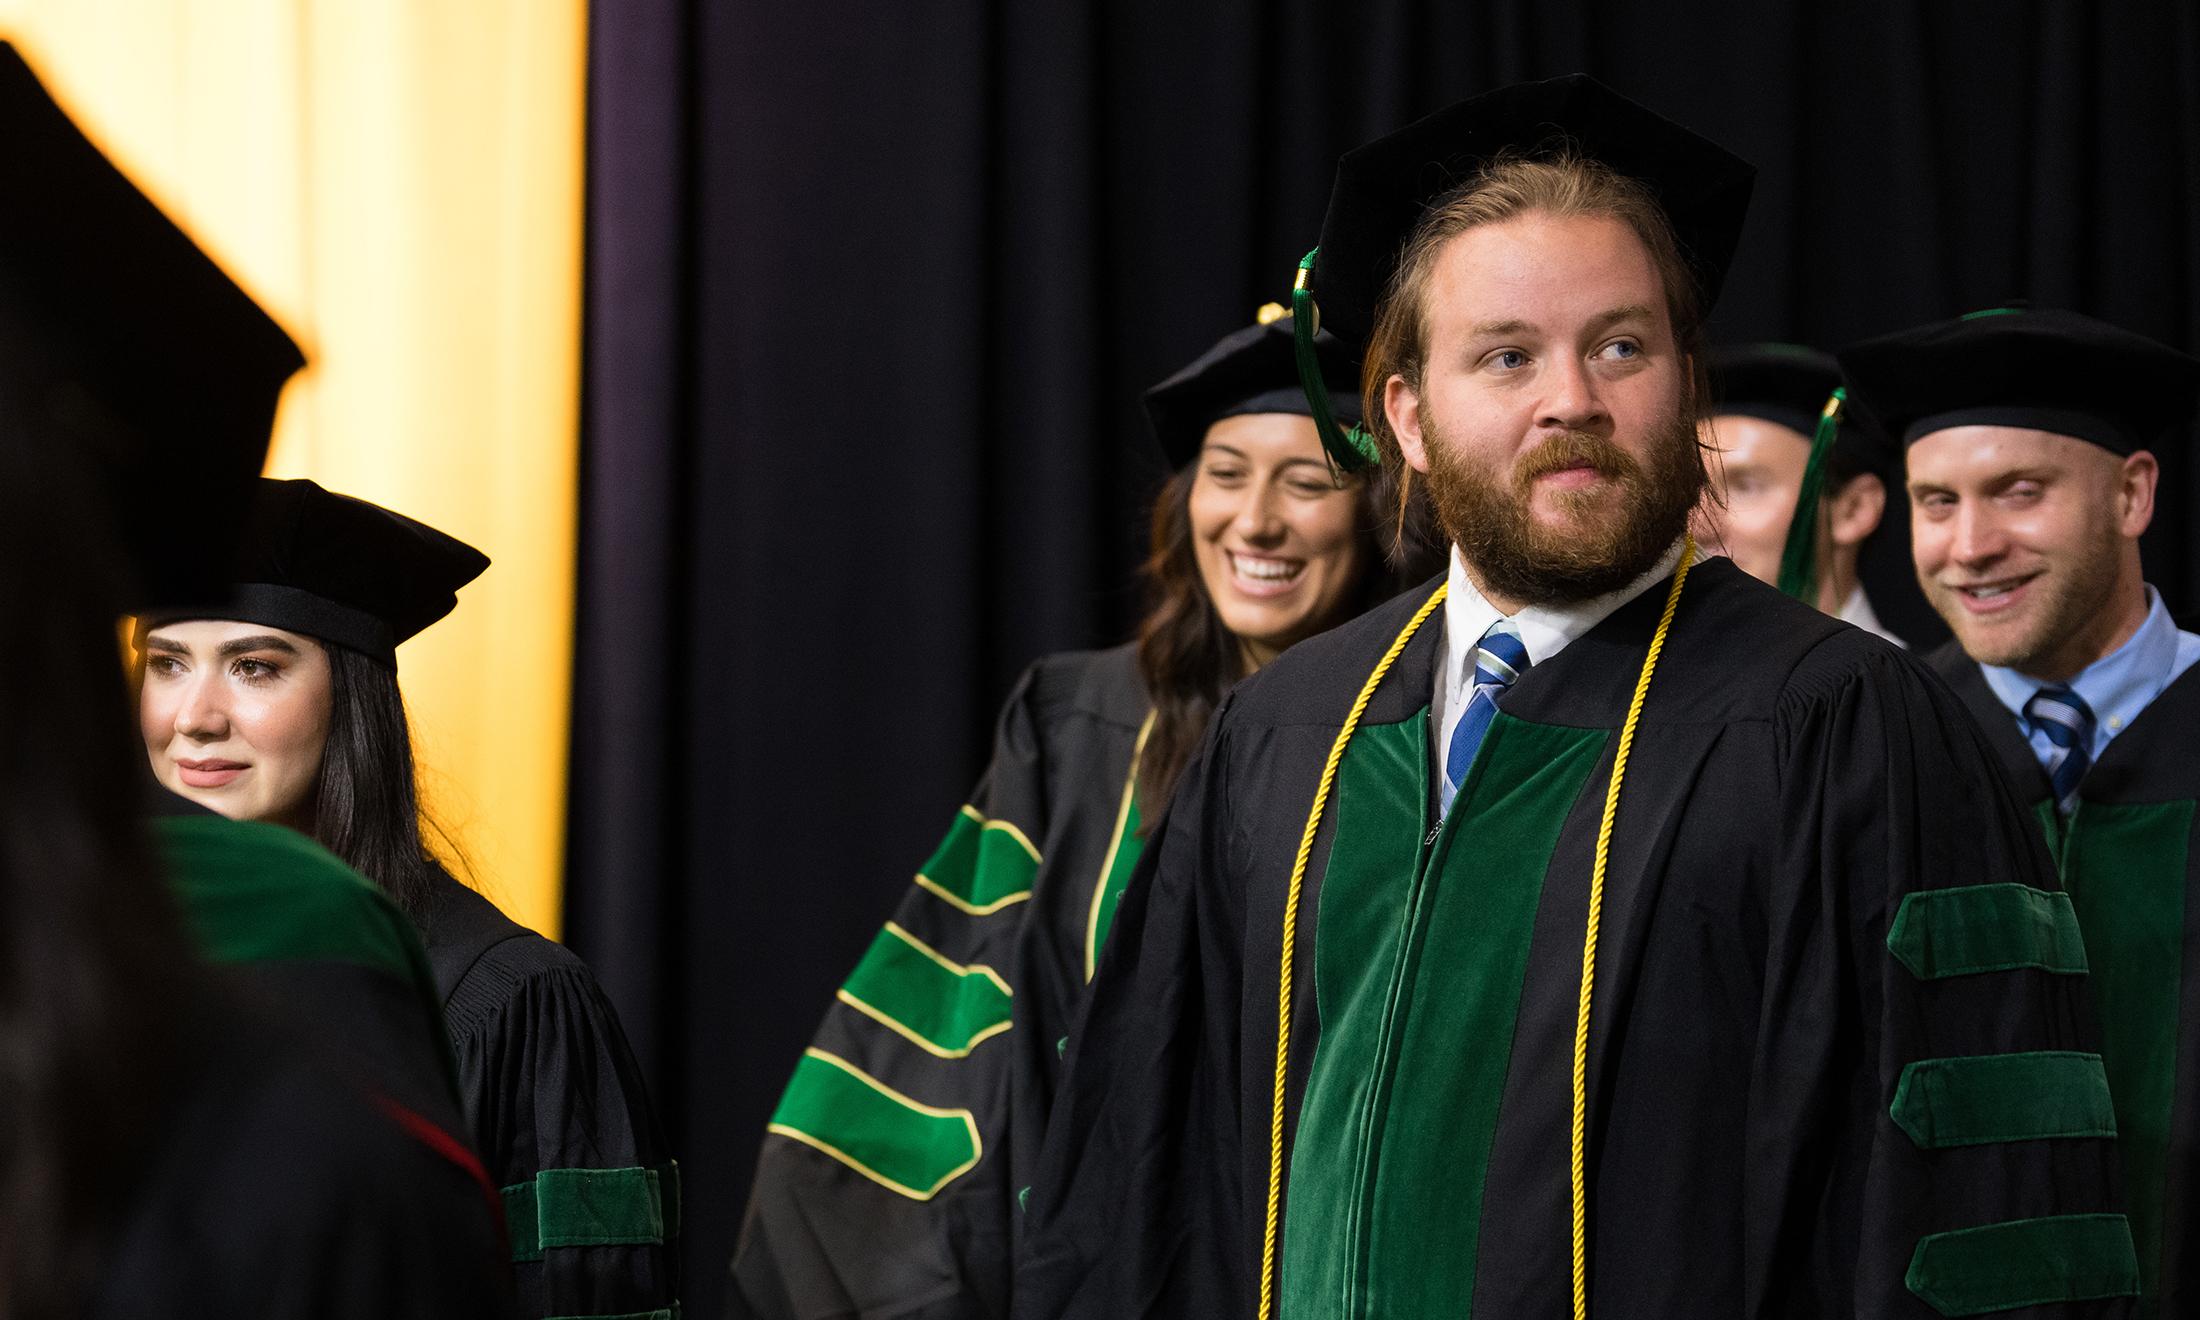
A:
[0,3,587,938]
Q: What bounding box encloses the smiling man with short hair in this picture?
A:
[1844,304,2200,1311]
[1016,78,2134,1320]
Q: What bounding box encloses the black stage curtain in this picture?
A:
[569,4,2200,1310]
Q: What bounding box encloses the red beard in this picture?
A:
[1423,406,1707,606]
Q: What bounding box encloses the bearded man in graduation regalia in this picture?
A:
[1842,307,2200,1316]
[1015,76,2138,1320]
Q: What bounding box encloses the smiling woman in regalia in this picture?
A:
[727,311,1440,1320]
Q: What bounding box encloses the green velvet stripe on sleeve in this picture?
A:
[1885,883,2089,980]
[913,806,1041,915]
[1905,1214,2138,1316]
[836,922,1014,1057]
[1890,1051,2116,1148]
[503,1162,680,1264]
[766,1049,981,1200]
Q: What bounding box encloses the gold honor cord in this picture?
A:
[1258,585,1448,1320]
[1570,536,1694,1320]
[1254,537,1698,1320]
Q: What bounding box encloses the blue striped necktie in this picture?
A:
[2024,683,2097,815]
[1442,621,1530,815]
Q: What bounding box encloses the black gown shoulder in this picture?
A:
[423,871,678,1320]
[1019,640,1151,734]
[2086,660,2200,802]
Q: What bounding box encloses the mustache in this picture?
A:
[1512,431,1643,488]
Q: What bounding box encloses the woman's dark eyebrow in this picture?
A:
[216,635,300,658]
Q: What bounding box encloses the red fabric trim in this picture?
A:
[370,1091,508,1239]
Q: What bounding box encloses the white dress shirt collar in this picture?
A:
[1431,538,1688,778]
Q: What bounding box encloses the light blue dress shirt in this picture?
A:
[1978,585,2200,772]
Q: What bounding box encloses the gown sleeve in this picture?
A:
[728,665,1057,1320]
[1767,641,2136,1318]
[1014,698,1247,1320]
[448,938,679,1319]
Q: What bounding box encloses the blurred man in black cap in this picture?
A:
[1016,76,2133,1320]
[1844,304,2200,1313]
[0,39,513,1315]
[1693,343,1904,643]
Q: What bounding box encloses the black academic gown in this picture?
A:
[424,870,679,1319]
[1020,559,2134,1320]
[92,975,516,1318]
[1930,642,2200,1316]
[729,643,1154,1320]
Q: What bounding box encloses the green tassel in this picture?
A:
[1775,386,1845,602]
[1291,248,1379,473]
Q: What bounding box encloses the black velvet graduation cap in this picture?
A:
[1707,344,1839,441]
[1291,74,1756,470]
[1142,311,1362,468]
[1306,74,1757,353]
[1837,307,2200,456]
[1707,342,1884,474]
[140,479,489,669]
[0,42,304,602]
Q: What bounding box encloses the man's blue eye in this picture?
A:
[1494,350,1527,370]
